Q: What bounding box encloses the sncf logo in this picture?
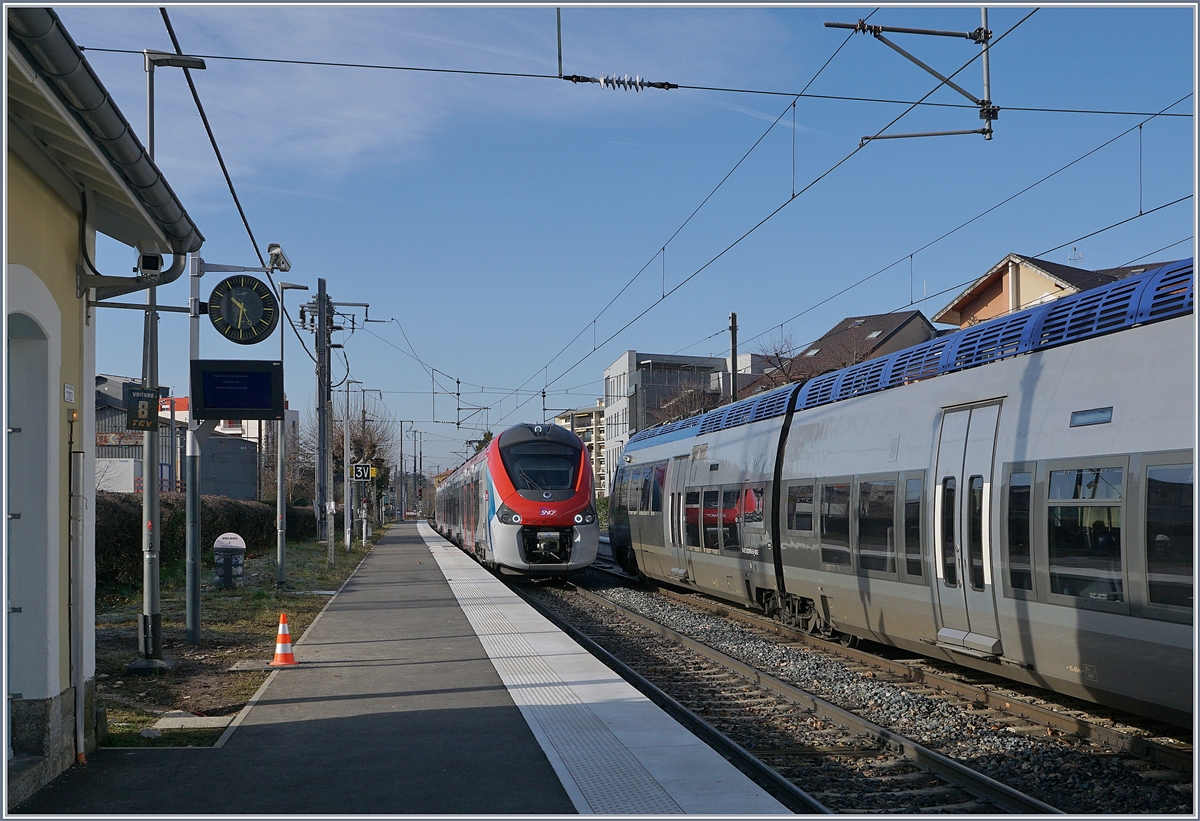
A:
[540,508,557,516]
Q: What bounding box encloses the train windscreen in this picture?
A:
[500,441,580,491]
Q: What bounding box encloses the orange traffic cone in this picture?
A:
[269,613,298,666]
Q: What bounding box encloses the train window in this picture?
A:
[685,491,701,549]
[857,479,896,573]
[651,462,667,513]
[904,478,923,578]
[613,468,630,514]
[1047,467,1124,602]
[787,484,814,532]
[1145,465,1193,610]
[1006,473,1033,591]
[703,490,721,551]
[501,441,580,492]
[967,476,985,590]
[633,465,652,508]
[941,477,957,586]
[743,486,765,526]
[820,483,851,565]
[721,489,741,553]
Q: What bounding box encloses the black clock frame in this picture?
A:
[207,275,279,345]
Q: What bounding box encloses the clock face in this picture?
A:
[208,275,279,344]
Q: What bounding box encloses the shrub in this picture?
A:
[95,492,318,592]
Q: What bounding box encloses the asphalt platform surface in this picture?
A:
[15,523,576,815]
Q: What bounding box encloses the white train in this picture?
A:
[610,259,1193,725]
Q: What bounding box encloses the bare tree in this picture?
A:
[296,399,398,505]
[740,330,804,397]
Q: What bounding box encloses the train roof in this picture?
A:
[626,257,1193,452]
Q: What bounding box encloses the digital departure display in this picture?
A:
[190,359,284,420]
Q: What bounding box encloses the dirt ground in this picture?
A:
[95,530,383,741]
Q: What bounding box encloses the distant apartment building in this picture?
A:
[602,351,765,494]
[553,399,606,496]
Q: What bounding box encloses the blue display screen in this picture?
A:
[202,370,273,410]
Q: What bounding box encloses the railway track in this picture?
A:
[518,578,1063,814]
[592,550,1193,774]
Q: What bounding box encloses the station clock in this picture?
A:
[207,275,279,344]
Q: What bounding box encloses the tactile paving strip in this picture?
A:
[426,540,683,815]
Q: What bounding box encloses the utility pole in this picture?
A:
[313,278,332,565]
[729,311,738,402]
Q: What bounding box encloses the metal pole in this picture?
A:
[729,312,738,402]
[277,372,286,584]
[185,256,201,645]
[556,8,563,78]
[130,57,171,671]
[316,279,331,565]
[344,382,356,551]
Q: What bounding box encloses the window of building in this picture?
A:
[858,478,896,573]
[1145,464,1192,610]
[787,483,814,532]
[1047,466,1123,601]
[820,482,851,565]
[804,348,820,357]
[904,477,923,578]
[1006,472,1033,591]
[866,330,882,339]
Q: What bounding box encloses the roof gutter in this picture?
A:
[8,7,203,299]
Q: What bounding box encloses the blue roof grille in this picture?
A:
[799,370,840,409]
[946,312,1033,373]
[749,384,797,422]
[625,259,1191,450]
[837,357,889,399]
[1137,259,1193,322]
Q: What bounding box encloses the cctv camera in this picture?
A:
[267,243,291,273]
[134,252,164,279]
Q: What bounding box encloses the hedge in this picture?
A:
[95,491,317,590]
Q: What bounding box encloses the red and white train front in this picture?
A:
[435,423,599,574]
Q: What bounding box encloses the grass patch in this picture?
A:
[95,524,393,745]
[101,704,226,748]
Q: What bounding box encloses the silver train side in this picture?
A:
[610,259,1193,725]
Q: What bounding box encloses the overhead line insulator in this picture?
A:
[562,73,677,91]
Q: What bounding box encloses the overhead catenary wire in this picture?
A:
[495,9,1041,425]
[78,45,1191,120]
[670,90,1191,359]
[157,8,317,364]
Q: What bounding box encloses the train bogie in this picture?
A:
[612,260,1193,725]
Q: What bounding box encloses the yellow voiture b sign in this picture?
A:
[208,275,279,344]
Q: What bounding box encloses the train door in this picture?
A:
[664,456,691,581]
[933,403,1003,655]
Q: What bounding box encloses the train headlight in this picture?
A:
[497,504,521,525]
[574,513,583,524]
[578,506,596,525]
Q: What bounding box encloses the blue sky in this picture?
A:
[59,4,1194,474]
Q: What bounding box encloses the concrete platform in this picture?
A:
[418,521,789,815]
[13,523,788,815]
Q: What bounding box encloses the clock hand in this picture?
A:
[236,303,247,328]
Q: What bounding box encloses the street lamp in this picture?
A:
[276,282,308,585]
[129,49,206,674]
